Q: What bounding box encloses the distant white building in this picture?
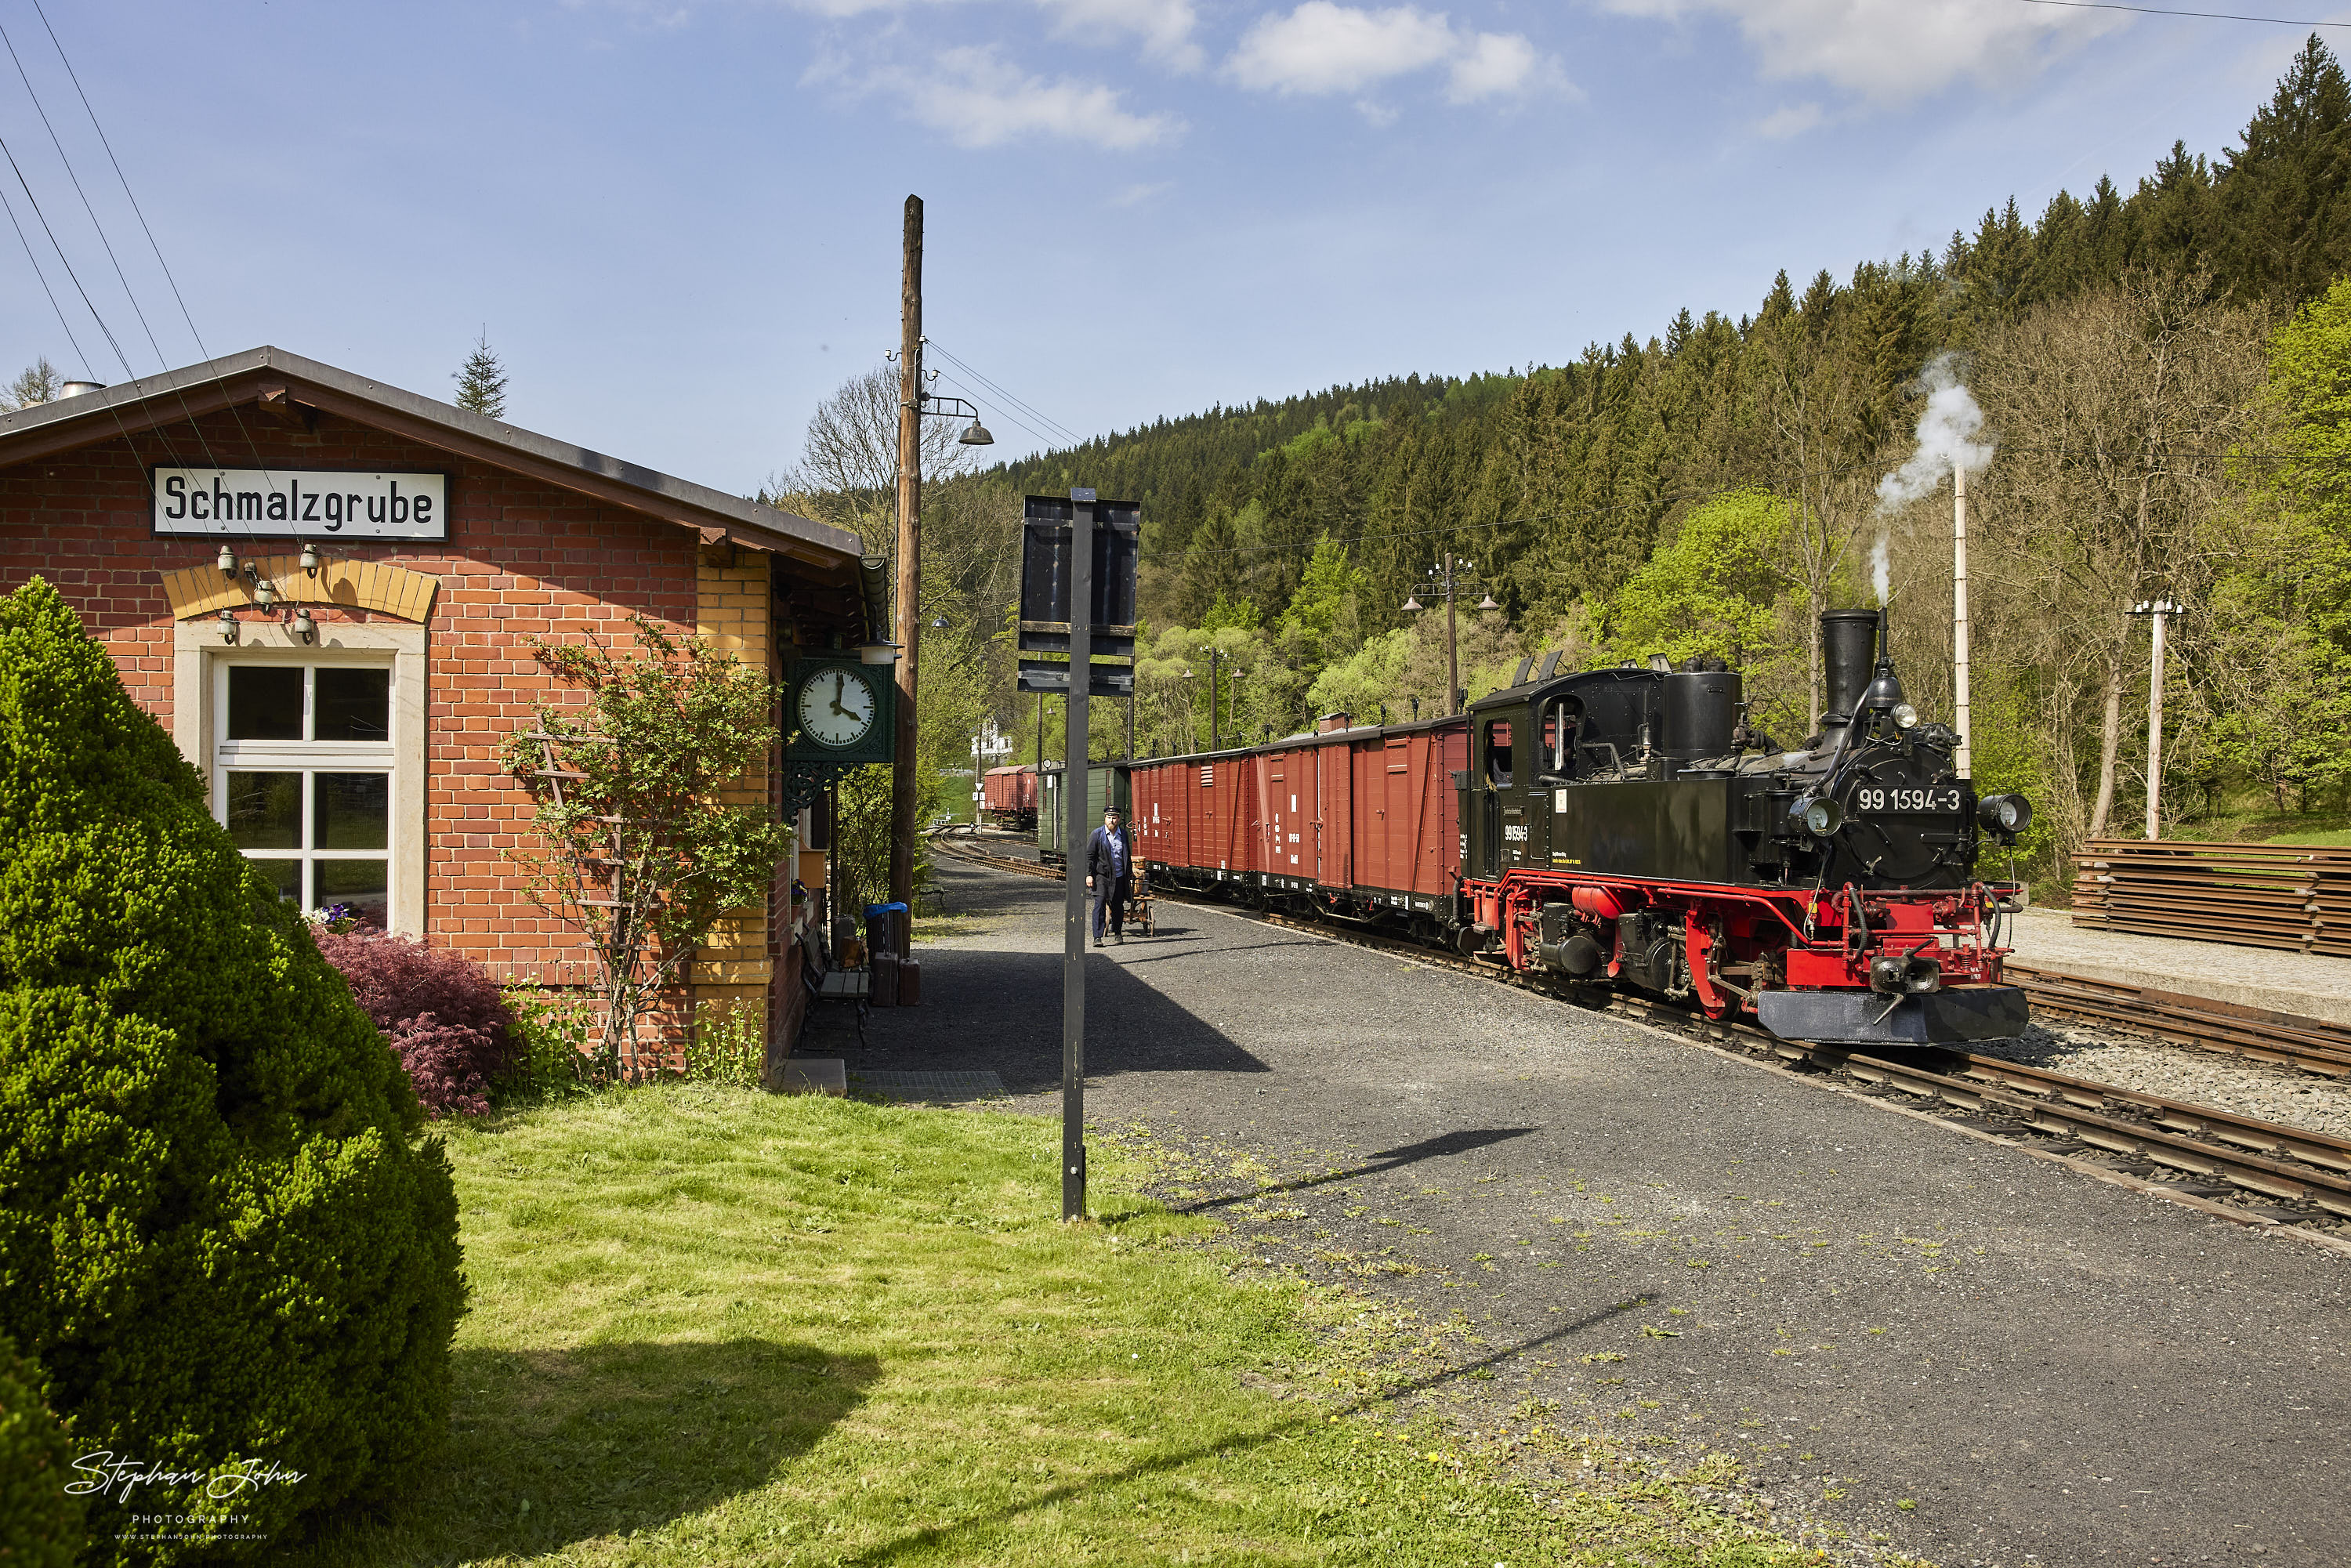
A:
[972,713,1016,762]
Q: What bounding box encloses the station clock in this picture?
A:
[786,658,895,766]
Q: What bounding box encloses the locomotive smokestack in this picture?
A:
[1820,610,1878,725]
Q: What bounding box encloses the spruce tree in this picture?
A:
[2215,34,2351,305]
[453,331,508,417]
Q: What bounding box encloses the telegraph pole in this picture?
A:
[889,195,922,907]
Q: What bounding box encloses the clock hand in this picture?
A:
[830,672,850,717]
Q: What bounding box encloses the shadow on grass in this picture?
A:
[295,1338,877,1564]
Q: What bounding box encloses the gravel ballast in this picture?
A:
[816,856,2351,1567]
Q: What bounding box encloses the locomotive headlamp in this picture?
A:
[1893,702,1918,730]
[1793,796,1843,838]
[1977,794,2033,837]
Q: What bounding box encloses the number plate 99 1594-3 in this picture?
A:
[1855,786,1962,813]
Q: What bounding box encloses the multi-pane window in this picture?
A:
[213,663,394,926]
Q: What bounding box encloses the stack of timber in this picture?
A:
[2071,839,2351,955]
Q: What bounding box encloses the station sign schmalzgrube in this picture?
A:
[150,467,451,541]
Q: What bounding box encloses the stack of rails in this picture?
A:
[2070,839,2351,954]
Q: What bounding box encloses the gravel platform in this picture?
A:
[2007,908,2351,1026]
[806,856,2351,1566]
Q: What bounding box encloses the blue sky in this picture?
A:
[0,1,2339,494]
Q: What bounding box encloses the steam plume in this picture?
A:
[1871,352,1994,607]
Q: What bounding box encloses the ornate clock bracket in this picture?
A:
[781,759,859,820]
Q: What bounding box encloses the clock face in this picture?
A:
[798,667,878,749]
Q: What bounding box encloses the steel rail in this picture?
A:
[933,842,2351,1221]
[2008,963,2351,1077]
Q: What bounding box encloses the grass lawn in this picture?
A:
[293,1086,1835,1567]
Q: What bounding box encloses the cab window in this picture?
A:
[1483,719,1513,788]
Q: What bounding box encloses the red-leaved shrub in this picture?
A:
[313,930,516,1116]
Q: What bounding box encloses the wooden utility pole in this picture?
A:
[890,195,922,907]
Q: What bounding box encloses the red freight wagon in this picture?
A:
[980,765,1039,831]
[1136,713,1464,923]
[1254,741,1324,890]
[1347,719,1467,910]
[1194,752,1256,883]
[1130,758,1186,869]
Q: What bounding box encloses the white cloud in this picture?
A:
[1226,2,1555,102]
[1445,29,1538,103]
[1038,0,1202,69]
[782,0,1199,66]
[833,45,1185,148]
[1111,179,1175,205]
[1757,101,1822,139]
[1595,0,2123,106]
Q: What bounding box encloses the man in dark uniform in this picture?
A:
[1086,805,1132,947]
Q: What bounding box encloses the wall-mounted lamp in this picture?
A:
[218,607,238,644]
[217,544,237,577]
[857,639,902,666]
[299,541,320,577]
[291,607,317,644]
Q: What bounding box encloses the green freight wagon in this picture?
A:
[1038,762,1132,865]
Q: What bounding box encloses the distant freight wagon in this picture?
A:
[980,765,1039,831]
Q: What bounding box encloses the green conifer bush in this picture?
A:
[0,1331,84,1568]
[0,579,463,1563]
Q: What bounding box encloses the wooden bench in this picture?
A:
[809,963,870,1048]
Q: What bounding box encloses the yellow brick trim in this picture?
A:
[161,556,440,622]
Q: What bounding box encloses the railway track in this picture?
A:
[2008,962,2351,1077]
[932,840,2351,1232]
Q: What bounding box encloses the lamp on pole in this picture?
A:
[1404,553,1487,716]
[2129,598,2186,840]
[888,195,995,907]
[1208,648,1223,751]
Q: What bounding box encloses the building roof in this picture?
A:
[0,345,864,575]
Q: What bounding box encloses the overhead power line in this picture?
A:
[2018,0,2351,25]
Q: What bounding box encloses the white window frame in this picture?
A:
[212,661,396,922]
[175,619,427,936]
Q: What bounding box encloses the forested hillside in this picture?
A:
[777,38,2351,890]
[995,38,2351,636]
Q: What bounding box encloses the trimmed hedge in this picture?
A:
[0,579,463,1563]
[0,1332,83,1568]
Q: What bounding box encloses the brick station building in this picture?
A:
[0,346,882,1058]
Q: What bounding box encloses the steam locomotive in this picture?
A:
[1127,610,2031,1046]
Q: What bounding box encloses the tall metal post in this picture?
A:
[1951,465,1972,777]
[1209,647,1221,751]
[889,194,923,906]
[1062,495,1095,1222]
[1126,684,1135,760]
[1444,551,1460,716]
